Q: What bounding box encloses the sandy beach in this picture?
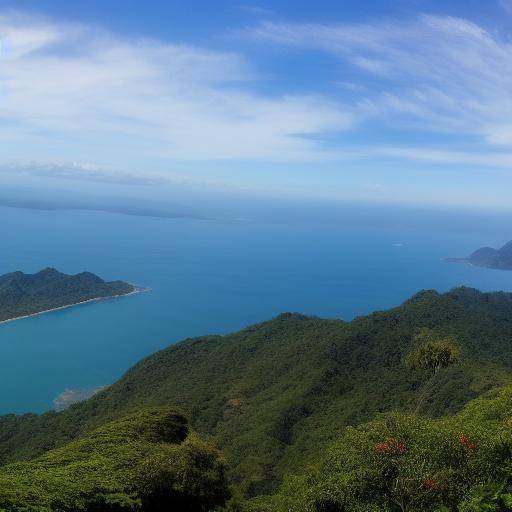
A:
[0,285,148,325]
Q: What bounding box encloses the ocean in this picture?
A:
[2,204,512,414]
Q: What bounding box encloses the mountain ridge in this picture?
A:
[1,286,512,497]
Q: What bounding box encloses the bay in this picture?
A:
[1,205,512,414]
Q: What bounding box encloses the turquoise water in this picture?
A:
[2,205,512,414]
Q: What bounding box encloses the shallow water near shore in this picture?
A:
[2,205,512,414]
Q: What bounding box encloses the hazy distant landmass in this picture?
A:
[0,268,136,323]
[0,196,207,220]
[446,240,512,270]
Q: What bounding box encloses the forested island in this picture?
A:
[0,268,136,323]
[3,287,512,509]
[446,239,512,270]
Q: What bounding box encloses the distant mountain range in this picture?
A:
[0,268,135,322]
[446,240,512,270]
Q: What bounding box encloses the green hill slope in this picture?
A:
[257,384,512,511]
[0,408,230,511]
[2,287,512,496]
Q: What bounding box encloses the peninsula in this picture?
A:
[446,240,512,270]
[0,268,137,323]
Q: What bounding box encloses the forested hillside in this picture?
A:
[1,287,512,499]
[251,385,512,511]
[0,407,230,511]
[0,267,135,322]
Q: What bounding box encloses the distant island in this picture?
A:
[0,196,207,221]
[446,240,512,270]
[0,268,139,323]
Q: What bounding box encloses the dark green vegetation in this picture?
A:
[3,287,512,509]
[447,240,512,270]
[255,385,512,511]
[0,408,230,511]
[0,268,135,322]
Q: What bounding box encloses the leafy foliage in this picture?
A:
[0,408,230,511]
[459,482,512,512]
[404,329,462,414]
[258,385,512,512]
[405,329,461,373]
[0,267,134,322]
[2,287,512,496]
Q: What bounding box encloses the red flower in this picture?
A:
[421,479,438,492]
[375,437,407,456]
[459,434,476,451]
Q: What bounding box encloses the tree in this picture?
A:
[405,329,461,414]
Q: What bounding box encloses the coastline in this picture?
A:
[0,285,148,326]
[443,258,512,271]
[443,257,471,266]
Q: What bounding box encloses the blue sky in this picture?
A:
[2,0,512,210]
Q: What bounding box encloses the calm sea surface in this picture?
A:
[2,205,512,414]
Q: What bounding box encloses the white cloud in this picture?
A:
[0,10,352,166]
[0,161,171,186]
[4,7,512,196]
[246,15,512,153]
[238,5,274,17]
[370,147,512,168]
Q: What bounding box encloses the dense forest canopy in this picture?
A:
[0,407,231,511]
[252,385,512,511]
[2,286,512,508]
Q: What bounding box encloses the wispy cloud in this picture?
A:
[238,5,274,17]
[0,10,352,166]
[3,7,512,208]
[370,147,512,168]
[246,15,512,155]
[0,161,171,186]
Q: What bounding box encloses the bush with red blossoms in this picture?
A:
[265,386,512,512]
[374,437,407,456]
[459,434,477,451]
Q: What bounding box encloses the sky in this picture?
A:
[2,0,512,211]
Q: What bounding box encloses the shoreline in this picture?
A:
[444,258,512,271]
[0,285,148,326]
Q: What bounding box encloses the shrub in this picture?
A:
[263,386,512,512]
